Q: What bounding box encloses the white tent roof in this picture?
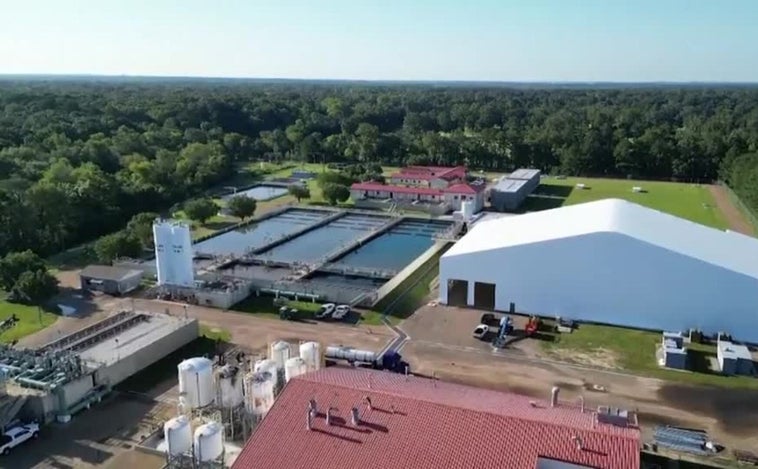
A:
[446,198,758,280]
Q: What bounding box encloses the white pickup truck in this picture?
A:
[0,422,39,455]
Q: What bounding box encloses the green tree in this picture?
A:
[183,198,219,225]
[322,183,350,205]
[226,195,257,221]
[0,250,47,291]
[13,269,59,306]
[288,184,311,202]
[126,212,160,249]
[94,231,142,263]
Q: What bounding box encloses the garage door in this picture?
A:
[446,279,468,307]
[473,282,496,310]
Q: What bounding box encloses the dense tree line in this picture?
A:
[1,79,758,258]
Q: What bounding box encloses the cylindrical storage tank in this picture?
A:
[284,357,307,383]
[324,346,376,364]
[270,341,291,369]
[461,200,475,221]
[244,371,275,417]
[178,357,214,409]
[254,359,280,389]
[299,342,321,372]
[163,415,192,456]
[194,421,224,462]
[216,365,244,408]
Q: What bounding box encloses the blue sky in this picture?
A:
[1,0,756,81]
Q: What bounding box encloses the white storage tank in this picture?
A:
[254,359,280,389]
[244,371,276,417]
[270,341,291,369]
[299,341,321,372]
[216,365,244,408]
[178,357,214,409]
[163,415,192,456]
[194,421,224,462]
[461,200,475,221]
[284,357,307,383]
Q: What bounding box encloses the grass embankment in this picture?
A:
[541,323,758,389]
[521,176,728,229]
[0,296,58,344]
[369,245,450,325]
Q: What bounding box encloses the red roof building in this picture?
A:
[232,368,640,469]
[391,165,467,183]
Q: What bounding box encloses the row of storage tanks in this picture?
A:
[165,340,323,459]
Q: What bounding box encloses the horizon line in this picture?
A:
[1,73,758,86]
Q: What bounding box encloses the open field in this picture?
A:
[0,297,59,343]
[524,176,729,229]
[540,324,758,389]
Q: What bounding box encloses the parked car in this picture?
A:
[315,303,336,319]
[332,304,351,320]
[0,422,39,455]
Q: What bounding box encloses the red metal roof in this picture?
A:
[351,182,443,196]
[393,165,467,181]
[443,182,486,194]
[233,368,640,469]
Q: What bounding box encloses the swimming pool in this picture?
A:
[332,219,452,271]
[225,184,289,201]
[193,209,331,257]
[259,214,389,264]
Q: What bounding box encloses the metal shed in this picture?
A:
[489,168,541,212]
[80,265,143,295]
[717,341,754,375]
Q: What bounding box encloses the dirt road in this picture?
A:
[709,184,754,235]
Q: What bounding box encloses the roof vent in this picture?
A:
[550,386,560,408]
[573,435,583,451]
[306,405,313,431]
[364,396,372,410]
[351,407,360,426]
[326,407,335,426]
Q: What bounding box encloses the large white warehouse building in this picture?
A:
[439,198,758,342]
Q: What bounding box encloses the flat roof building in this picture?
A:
[80,265,143,295]
[233,367,640,469]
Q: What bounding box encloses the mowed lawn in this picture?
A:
[527,176,728,229]
[0,298,58,343]
[540,323,758,389]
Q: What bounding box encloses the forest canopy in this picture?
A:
[0,79,757,258]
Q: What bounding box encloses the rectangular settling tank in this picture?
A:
[224,184,289,201]
[258,214,389,263]
[193,209,331,257]
[332,219,452,271]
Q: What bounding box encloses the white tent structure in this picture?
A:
[439,198,758,342]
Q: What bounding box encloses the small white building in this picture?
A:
[439,199,758,343]
[153,220,195,287]
[717,340,754,375]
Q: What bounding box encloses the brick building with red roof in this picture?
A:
[351,165,485,214]
[232,367,640,469]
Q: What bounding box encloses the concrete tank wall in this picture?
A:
[93,319,199,387]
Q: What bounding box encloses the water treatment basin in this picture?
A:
[224,184,289,201]
[193,209,331,257]
[257,214,389,264]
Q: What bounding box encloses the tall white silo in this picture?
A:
[153,220,195,287]
[254,359,280,390]
[284,357,307,383]
[244,371,276,417]
[299,342,321,373]
[216,365,244,408]
[270,341,291,369]
[194,422,224,463]
[178,357,214,409]
[163,415,192,456]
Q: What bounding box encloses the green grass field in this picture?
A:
[0,297,58,343]
[524,176,728,229]
[541,323,758,389]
